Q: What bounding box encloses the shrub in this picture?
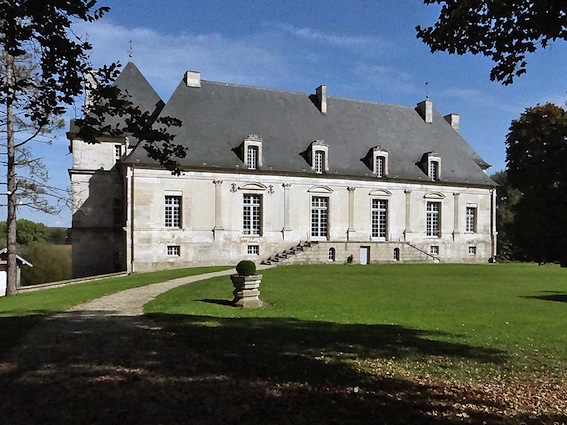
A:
[235,260,256,276]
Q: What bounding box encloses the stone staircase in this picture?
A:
[261,241,439,266]
[260,241,318,265]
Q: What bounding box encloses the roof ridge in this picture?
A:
[200,79,414,110]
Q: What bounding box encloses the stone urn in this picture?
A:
[230,273,263,308]
[230,260,263,308]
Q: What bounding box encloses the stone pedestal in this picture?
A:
[230,274,263,308]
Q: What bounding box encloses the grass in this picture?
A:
[0,265,231,357]
[145,263,567,381]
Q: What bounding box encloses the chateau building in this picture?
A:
[68,62,496,277]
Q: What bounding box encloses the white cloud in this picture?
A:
[75,20,292,100]
[353,64,416,94]
[269,23,389,54]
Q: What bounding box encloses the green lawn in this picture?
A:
[145,263,567,381]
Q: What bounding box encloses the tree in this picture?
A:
[0,1,186,295]
[505,103,567,265]
[489,170,522,261]
[416,1,567,84]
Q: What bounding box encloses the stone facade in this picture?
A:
[69,62,496,277]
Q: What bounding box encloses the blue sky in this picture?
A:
[16,0,567,226]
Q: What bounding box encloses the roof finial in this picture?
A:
[425,81,429,100]
[128,40,133,60]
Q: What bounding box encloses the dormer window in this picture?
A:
[242,134,263,170]
[310,140,329,174]
[372,146,388,177]
[314,150,324,174]
[429,160,439,180]
[246,145,258,170]
[421,152,441,181]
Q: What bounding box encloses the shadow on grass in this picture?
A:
[0,312,562,425]
[524,291,567,303]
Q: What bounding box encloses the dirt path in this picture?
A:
[0,269,238,424]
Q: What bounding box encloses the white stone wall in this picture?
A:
[124,168,495,272]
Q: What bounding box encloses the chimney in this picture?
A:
[444,113,460,133]
[416,98,433,124]
[185,70,201,88]
[316,85,327,115]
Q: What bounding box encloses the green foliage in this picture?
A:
[490,171,522,261]
[417,0,567,84]
[0,219,49,246]
[20,242,72,285]
[235,260,256,276]
[146,264,567,379]
[505,103,567,265]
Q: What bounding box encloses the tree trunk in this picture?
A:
[5,55,18,295]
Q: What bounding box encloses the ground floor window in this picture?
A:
[430,245,439,255]
[426,202,441,237]
[311,196,329,240]
[247,245,259,255]
[371,199,388,240]
[468,246,477,255]
[167,245,181,256]
[328,247,336,261]
[243,194,262,236]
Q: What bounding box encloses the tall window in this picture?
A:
[164,196,181,228]
[311,196,329,239]
[246,145,258,170]
[243,194,262,236]
[426,201,440,237]
[314,150,325,174]
[375,156,385,177]
[466,206,477,232]
[429,160,439,181]
[371,199,388,240]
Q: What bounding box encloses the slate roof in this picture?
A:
[124,70,495,187]
[69,61,164,140]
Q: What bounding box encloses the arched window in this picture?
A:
[328,247,336,262]
[393,247,400,261]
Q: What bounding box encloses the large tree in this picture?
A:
[416,0,567,84]
[505,103,567,265]
[0,1,185,295]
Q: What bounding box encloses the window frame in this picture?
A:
[426,201,441,237]
[242,193,262,236]
[310,195,329,240]
[164,195,182,228]
[371,198,388,241]
[465,205,478,233]
[167,245,181,256]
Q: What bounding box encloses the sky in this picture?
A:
[13,0,567,227]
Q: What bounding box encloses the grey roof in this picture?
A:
[125,73,495,187]
[113,61,164,121]
[69,61,164,138]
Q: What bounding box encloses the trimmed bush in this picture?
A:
[235,260,256,276]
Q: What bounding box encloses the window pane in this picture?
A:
[426,202,440,237]
[243,194,261,235]
[371,199,387,239]
[311,196,328,238]
[314,150,324,174]
[165,196,181,228]
[466,206,477,232]
[375,156,384,177]
[246,145,258,170]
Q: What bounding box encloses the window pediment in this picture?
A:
[239,182,268,191]
[368,189,392,197]
[308,185,334,194]
[424,192,445,199]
